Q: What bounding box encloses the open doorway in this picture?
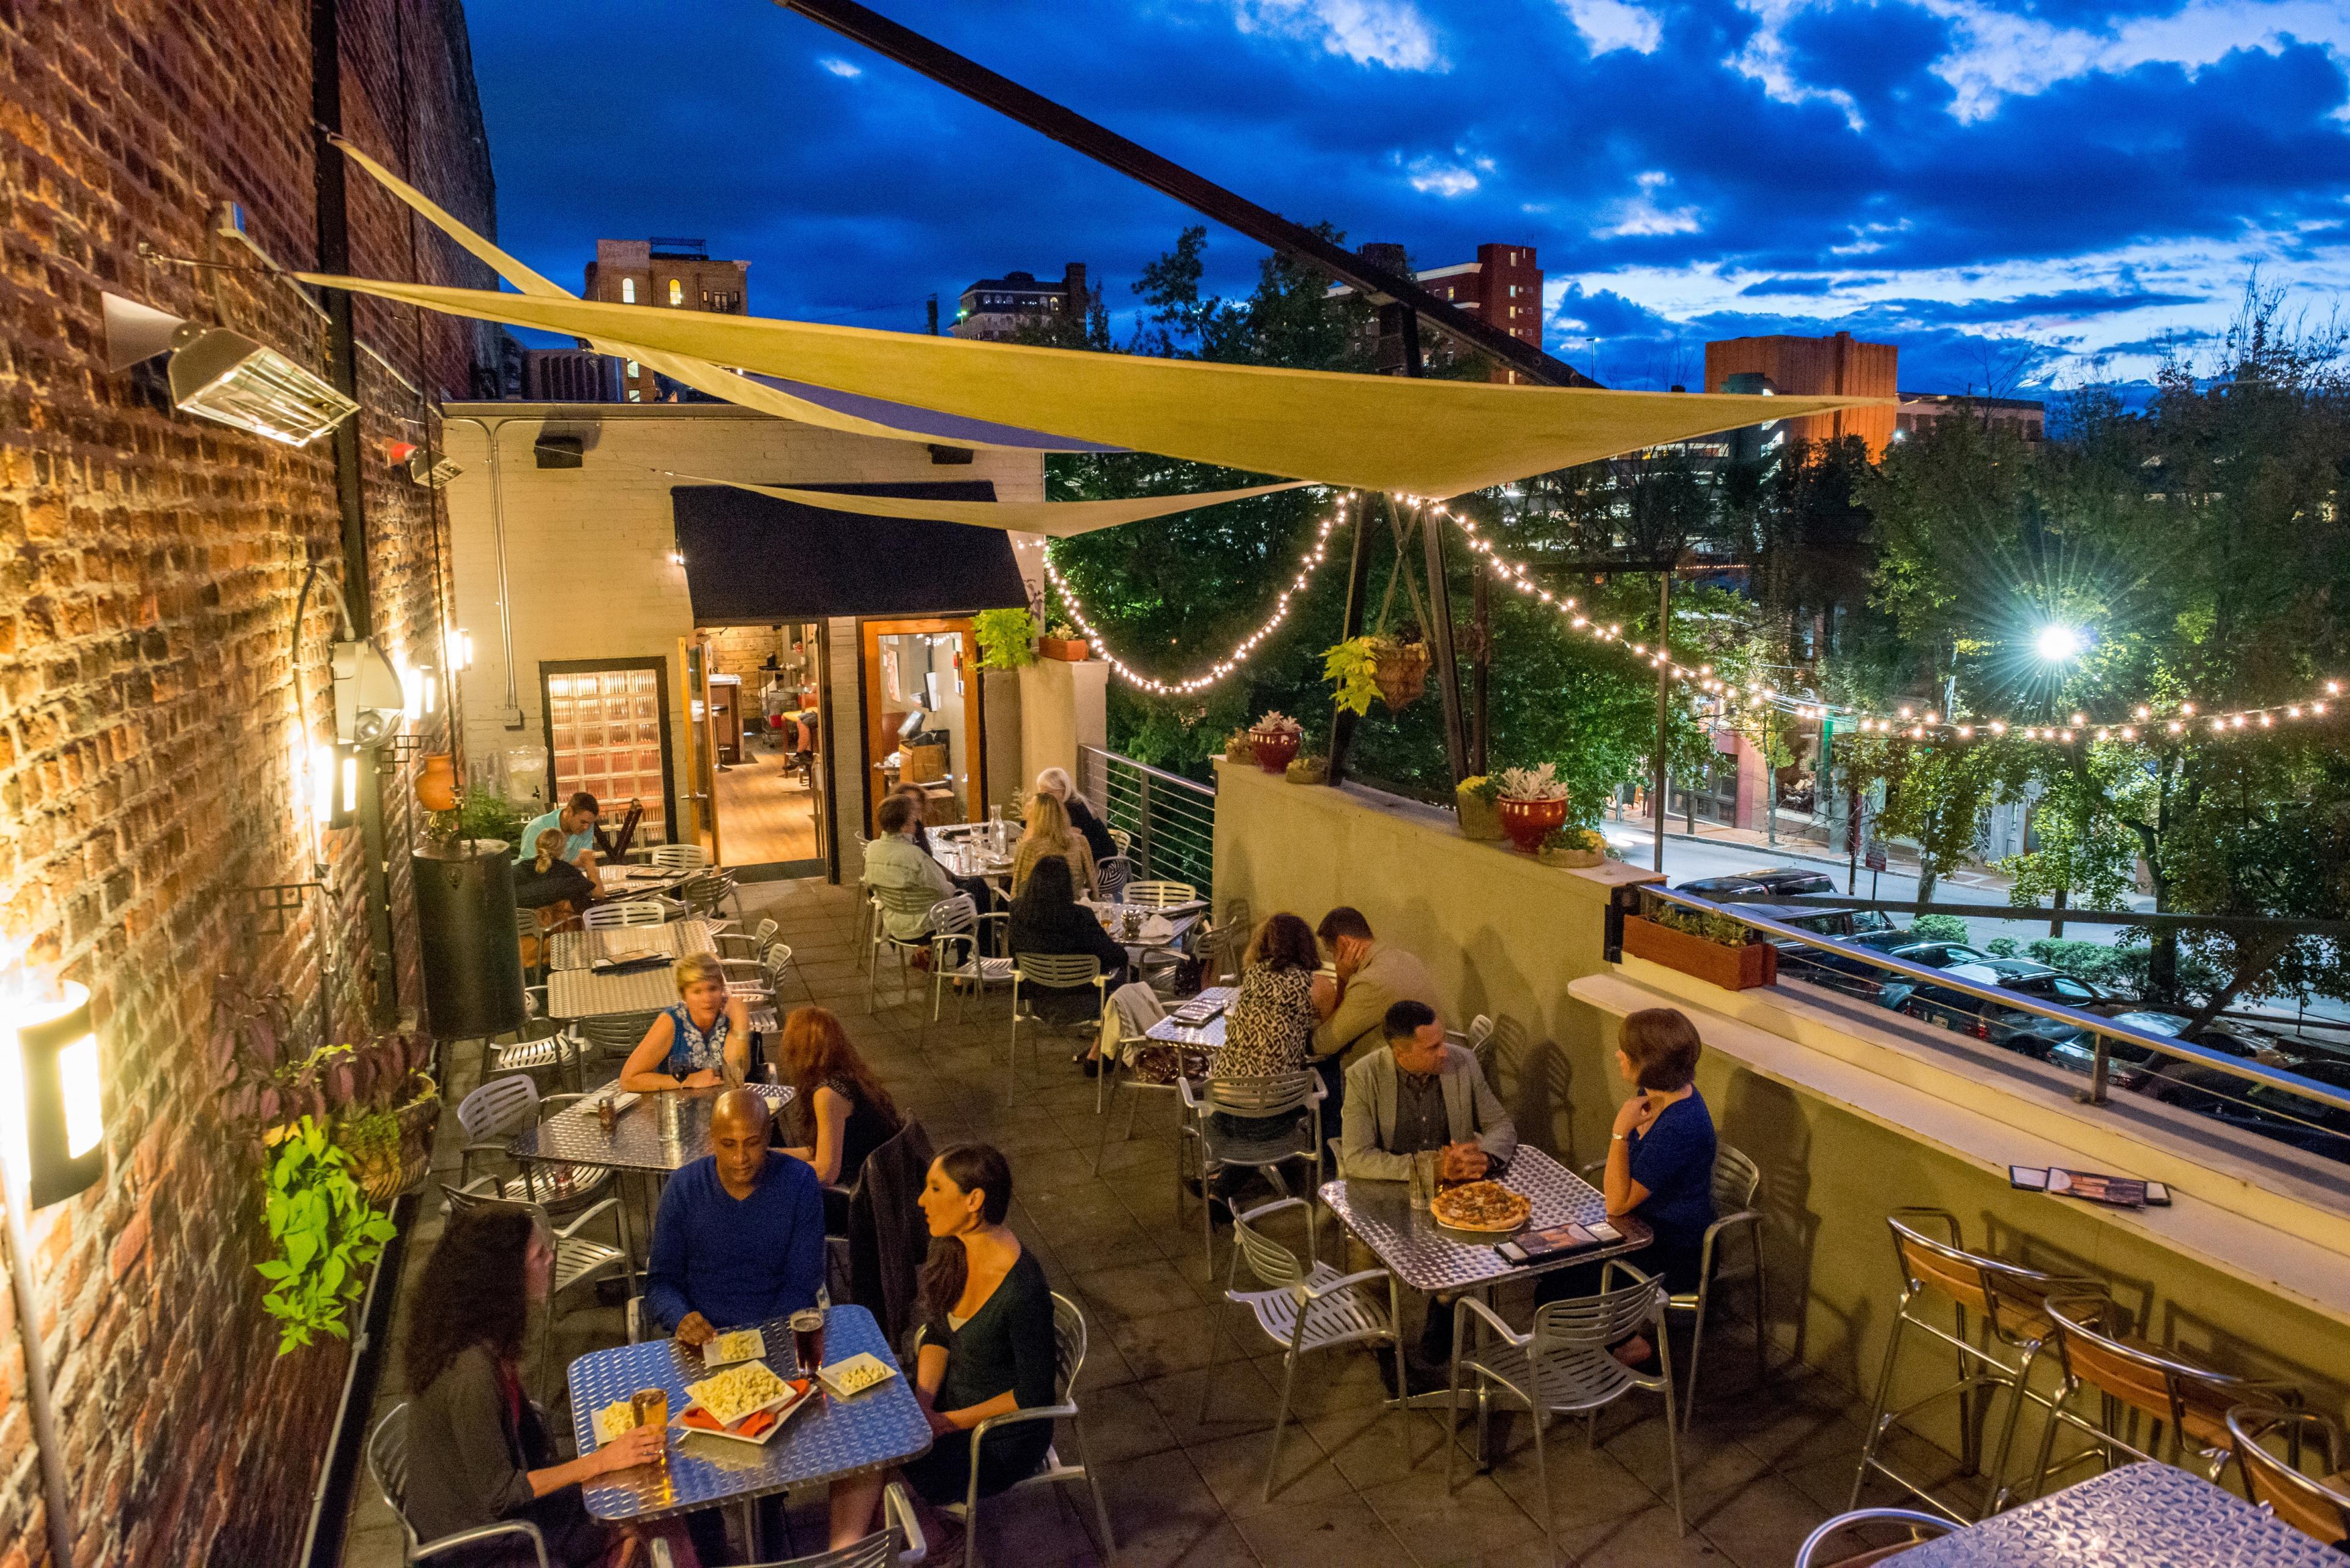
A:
[697,623,829,877]
[862,618,983,836]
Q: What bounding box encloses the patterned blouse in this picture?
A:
[1215,965,1318,1080]
[661,1003,731,1078]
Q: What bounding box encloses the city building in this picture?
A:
[1897,390,2046,442]
[1706,330,1898,456]
[1327,241,1545,379]
[583,237,752,400]
[952,263,1088,340]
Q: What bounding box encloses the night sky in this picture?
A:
[464,0,2350,392]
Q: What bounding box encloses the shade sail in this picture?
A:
[671,483,1030,620]
[329,135,1116,452]
[297,273,1885,497]
[663,471,1313,538]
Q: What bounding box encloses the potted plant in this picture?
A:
[1621,898,1779,991]
[1222,726,1258,766]
[1455,775,1505,840]
[1494,763,1572,853]
[1539,824,1608,868]
[1322,637,1380,717]
[1285,752,1329,786]
[1038,620,1090,662]
[1370,621,1431,709]
[1248,711,1303,774]
[253,1116,398,1354]
[972,608,1037,671]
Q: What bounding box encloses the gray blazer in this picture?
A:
[1339,1044,1518,1181]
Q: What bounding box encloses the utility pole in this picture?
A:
[925,293,939,335]
[1652,559,1673,874]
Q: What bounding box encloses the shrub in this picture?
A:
[1911,914,1972,944]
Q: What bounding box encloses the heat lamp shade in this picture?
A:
[4,983,104,1209]
[166,324,358,447]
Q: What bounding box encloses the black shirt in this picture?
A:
[821,1073,901,1191]
[929,1249,1058,1455]
[1007,893,1128,979]
[1065,795,1117,866]
[512,857,595,911]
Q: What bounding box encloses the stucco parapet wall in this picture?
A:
[1573,962,2350,1331]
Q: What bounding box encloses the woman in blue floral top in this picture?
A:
[621,952,750,1091]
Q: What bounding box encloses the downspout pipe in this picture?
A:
[441,414,524,727]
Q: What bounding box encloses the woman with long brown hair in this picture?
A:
[775,1005,903,1197]
[1010,789,1096,897]
[827,1144,1056,1555]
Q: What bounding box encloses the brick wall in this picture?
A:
[0,3,494,1564]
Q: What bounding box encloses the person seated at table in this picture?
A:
[775,1004,905,1223]
[521,791,601,880]
[1310,907,1439,1155]
[1008,855,1128,1069]
[645,1086,826,1345]
[1034,766,1116,866]
[1534,1006,1717,1367]
[1189,912,1323,1211]
[401,1206,693,1567]
[828,1144,1056,1559]
[864,793,958,944]
[619,953,750,1092]
[893,780,939,856]
[1010,790,1096,897]
[513,828,597,924]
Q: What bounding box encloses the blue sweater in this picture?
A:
[644,1153,826,1332]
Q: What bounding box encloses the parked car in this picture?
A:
[2051,1008,2280,1104]
[1935,960,2114,1008]
[1778,927,1993,993]
[1881,979,2087,1060]
[1676,866,1837,901]
[1727,903,1899,941]
[2206,1057,2350,1163]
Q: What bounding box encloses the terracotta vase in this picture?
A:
[1495,796,1567,853]
[416,753,458,812]
[1250,729,1300,774]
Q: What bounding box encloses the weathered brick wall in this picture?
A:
[0,2,495,1564]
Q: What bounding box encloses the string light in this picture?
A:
[1042,495,1348,696]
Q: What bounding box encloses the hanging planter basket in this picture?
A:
[1373,640,1431,709]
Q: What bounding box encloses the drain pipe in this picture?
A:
[443,414,526,730]
[2,1165,73,1568]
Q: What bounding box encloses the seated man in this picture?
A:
[1311,907,1439,1161]
[644,1087,826,1344]
[862,793,958,943]
[520,790,601,880]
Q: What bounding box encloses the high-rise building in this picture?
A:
[1327,242,1544,379]
[952,263,1089,340]
[1704,331,1898,456]
[584,238,752,401]
[1896,391,2045,442]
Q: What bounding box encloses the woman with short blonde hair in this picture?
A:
[620,950,751,1091]
[1034,766,1116,865]
[1010,790,1096,897]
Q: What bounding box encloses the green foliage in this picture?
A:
[1457,775,1501,804]
[1841,733,2031,903]
[1322,637,1379,717]
[1984,937,2021,957]
[1646,901,1759,948]
[255,1118,396,1354]
[1910,914,1972,943]
[972,608,1037,671]
[459,786,528,849]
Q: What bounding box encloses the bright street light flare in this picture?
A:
[2034,624,2086,663]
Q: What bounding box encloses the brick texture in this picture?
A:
[0,2,496,1564]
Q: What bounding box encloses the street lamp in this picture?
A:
[2034,624,2086,664]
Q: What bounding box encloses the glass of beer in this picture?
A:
[630,1387,669,1459]
[791,1308,827,1375]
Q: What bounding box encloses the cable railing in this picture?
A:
[1077,745,1216,900]
[1610,884,2350,1175]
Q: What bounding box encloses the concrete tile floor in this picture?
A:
[338,875,1940,1567]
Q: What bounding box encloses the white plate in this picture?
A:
[676,1379,815,1446]
[703,1327,766,1367]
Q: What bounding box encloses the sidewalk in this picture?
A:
[1602,808,2015,894]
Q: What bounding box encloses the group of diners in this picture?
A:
[398,989,1061,1566]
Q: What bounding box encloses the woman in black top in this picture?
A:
[1007,855,1128,1052]
[827,1144,1057,1556]
[775,1004,904,1228]
[400,1209,679,1567]
[513,829,596,917]
[1035,766,1117,866]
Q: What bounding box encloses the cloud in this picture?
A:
[1401,150,1493,196]
[1226,0,1444,70]
[1600,171,1703,237]
[816,56,862,78]
[1557,0,1661,56]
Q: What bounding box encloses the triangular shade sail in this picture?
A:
[297,273,1884,497]
[661,472,1314,537]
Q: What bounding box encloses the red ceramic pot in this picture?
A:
[1495,796,1567,853]
[1250,728,1300,774]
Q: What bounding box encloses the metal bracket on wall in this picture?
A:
[237,881,327,939]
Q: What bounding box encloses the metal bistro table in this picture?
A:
[547,961,685,1021]
[567,1303,931,1551]
[548,918,720,973]
[1088,901,1203,969]
[599,864,695,898]
[1894,1461,2343,1566]
[1145,985,1234,1048]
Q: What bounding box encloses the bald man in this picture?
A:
[644,1088,826,1345]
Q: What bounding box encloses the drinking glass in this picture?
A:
[1410,1150,1439,1211]
[791,1307,827,1374]
[630,1387,669,1458]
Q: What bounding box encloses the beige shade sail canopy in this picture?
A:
[659,472,1315,537]
[298,272,1882,497]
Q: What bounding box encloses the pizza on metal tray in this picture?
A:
[1429,1179,1532,1233]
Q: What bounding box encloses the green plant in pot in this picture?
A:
[255,1117,397,1354]
[972,608,1037,671]
[1455,774,1505,841]
[458,785,528,853]
[1494,763,1573,853]
[1537,824,1608,867]
[1285,752,1329,785]
[1247,710,1304,773]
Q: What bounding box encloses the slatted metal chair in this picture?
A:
[1793,1509,1955,1567]
[680,867,743,922]
[2228,1405,2350,1548]
[1446,1262,1687,1548]
[1176,1070,1324,1275]
[1669,1142,1770,1432]
[1122,879,1199,908]
[368,1403,573,1567]
[1203,897,1253,984]
[453,1075,612,1209]
[515,905,546,983]
[918,1292,1114,1568]
[867,884,949,1014]
[493,987,586,1092]
[739,945,802,1034]
[1093,854,1135,902]
[1107,826,1133,856]
[742,1481,928,1567]
[1851,1209,2110,1522]
[582,899,667,930]
[1005,952,1105,1094]
[714,916,781,961]
[649,842,709,870]
[575,1011,661,1067]
[446,1178,634,1390]
[1202,1195,1403,1500]
[928,894,1012,1034]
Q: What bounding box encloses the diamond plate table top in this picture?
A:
[1146,986,1236,1048]
[1321,1144,1652,1295]
[1085,902,1202,958]
[1895,1462,2343,1566]
[547,962,687,1020]
[549,919,720,973]
[599,865,695,897]
[512,1083,794,1174]
[567,1303,931,1522]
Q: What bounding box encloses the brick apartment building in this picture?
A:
[1329,241,1545,379]
[1705,330,1899,456]
[952,263,1089,340]
[0,3,497,1564]
[584,237,752,400]
[1896,390,2046,442]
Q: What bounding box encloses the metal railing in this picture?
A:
[1078,746,1215,900]
[1610,884,2350,1173]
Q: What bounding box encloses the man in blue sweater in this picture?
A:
[644,1088,826,1345]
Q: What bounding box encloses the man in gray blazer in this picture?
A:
[1340,999,1516,1182]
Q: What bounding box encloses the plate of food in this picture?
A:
[1429,1179,1534,1234]
[704,1327,766,1367]
[591,1399,641,1447]
[817,1352,898,1399]
[679,1361,813,1445]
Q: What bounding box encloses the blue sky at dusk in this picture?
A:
[464,0,2350,392]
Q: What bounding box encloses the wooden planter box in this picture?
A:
[1621,915,1778,991]
[1039,637,1091,662]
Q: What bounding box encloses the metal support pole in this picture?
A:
[1137,771,1154,880]
[1470,561,1490,777]
[3,1171,74,1568]
[1652,564,1672,874]
[1325,495,1377,787]
[1419,501,1469,786]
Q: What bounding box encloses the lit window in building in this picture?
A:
[668,278,683,306]
[622,277,636,304]
[626,360,641,379]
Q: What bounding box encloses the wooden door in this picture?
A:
[859,618,983,837]
[677,635,722,862]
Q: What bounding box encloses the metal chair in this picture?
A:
[1093,854,1135,902]
[649,842,710,870]
[575,1011,660,1066]
[714,916,780,961]
[582,898,667,930]
[742,1481,929,1567]
[368,1403,562,1566]
[1850,1209,2109,1522]
[1203,1196,1403,1501]
[494,987,586,1092]
[446,1179,634,1389]
[1107,826,1133,856]
[1793,1509,1956,1567]
[1123,879,1198,908]
[2024,1294,2302,1497]
[1005,952,1105,1094]
[1669,1143,1769,1432]
[454,1075,613,1209]
[917,1292,1114,1568]
[1446,1262,1686,1549]
[1092,1006,1174,1174]
[928,894,1012,1034]
[515,905,545,982]
[867,884,948,1013]
[1176,1070,1324,1275]
[681,867,743,922]
[2228,1405,2350,1548]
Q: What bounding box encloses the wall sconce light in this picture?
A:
[451,630,476,673]
[311,742,361,829]
[103,293,357,448]
[1,981,105,1209]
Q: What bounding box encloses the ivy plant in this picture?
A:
[1321,636,1380,718]
[972,608,1037,671]
[254,1117,396,1355]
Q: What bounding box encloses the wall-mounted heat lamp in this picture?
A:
[387,439,463,488]
[104,293,357,447]
[1,980,105,1209]
[311,742,362,829]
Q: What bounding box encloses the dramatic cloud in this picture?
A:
[1226,0,1445,70]
[1557,0,1662,56]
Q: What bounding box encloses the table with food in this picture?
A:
[512,1081,794,1176]
[546,917,720,973]
[1322,1145,1650,1296]
[1082,899,1203,960]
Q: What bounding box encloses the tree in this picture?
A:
[1841,734,2031,904]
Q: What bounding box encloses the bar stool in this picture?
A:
[2228,1405,2350,1547]
[1850,1209,2108,1523]
[2024,1294,2302,1497]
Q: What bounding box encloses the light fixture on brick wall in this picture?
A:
[387,439,463,488]
[332,638,409,747]
[311,741,362,829]
[102,291,357,447]
[0,979,105,1210]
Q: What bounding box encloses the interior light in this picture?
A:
[1,980,105,1208]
